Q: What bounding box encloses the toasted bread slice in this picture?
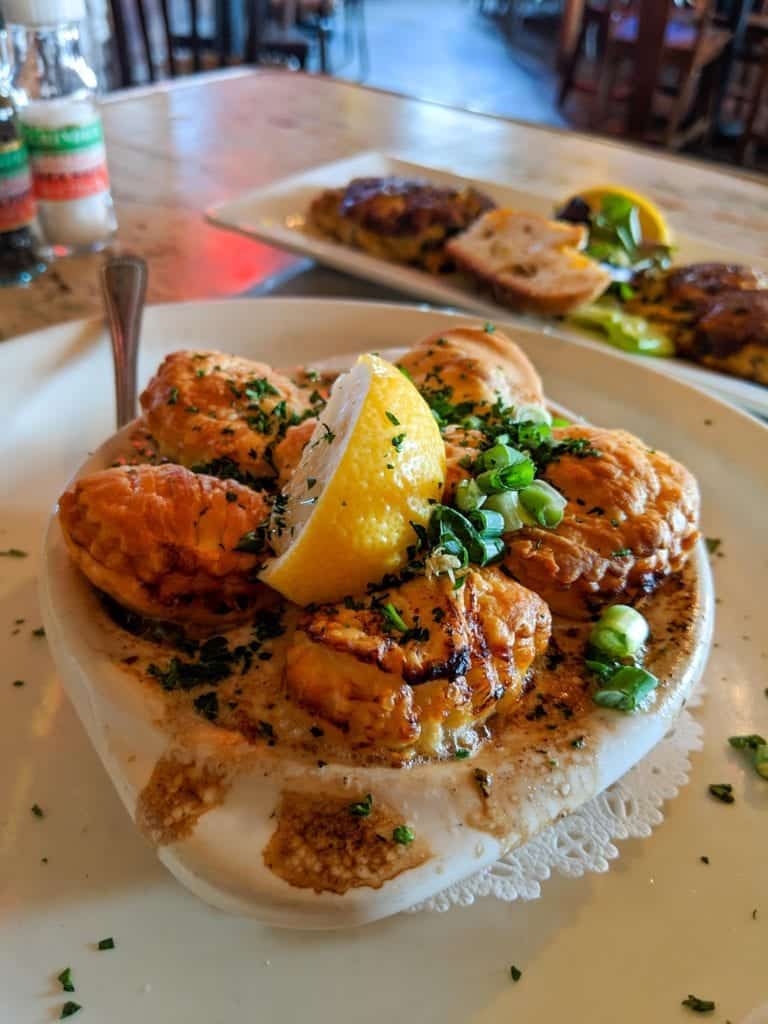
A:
[447,208,611,315]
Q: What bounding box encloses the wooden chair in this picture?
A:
[737,33,768,162]
[559,0,732,148]
[108,0,308,88]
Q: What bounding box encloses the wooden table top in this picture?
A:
[4,67,768,342]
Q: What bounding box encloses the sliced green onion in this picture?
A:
[589,604,649,658]
[519,480,567,527]
[455,478,486,513]
[485,491,524,532]
[475,536,505,565]
[478,444,526,472]
[754,744,768,780]
[476,459,536,494]
[513,404,552,426]
[467,508,505,536]
[381,602,408,632]
[593,666,658,712]
[568,303,675,358]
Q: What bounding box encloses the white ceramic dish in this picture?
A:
[41,422,712,929]
[3,300,766,1022]
[207,151,768,418]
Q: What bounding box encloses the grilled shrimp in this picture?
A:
[58,463,272,626]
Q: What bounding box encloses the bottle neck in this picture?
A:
[9,22,97,108]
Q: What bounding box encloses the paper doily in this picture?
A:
[409,698,704,913]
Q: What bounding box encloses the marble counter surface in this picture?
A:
[3,67,767,341]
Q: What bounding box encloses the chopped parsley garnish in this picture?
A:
[708,783,734,804]
[315,423,336,446]
[193,691,219,721]
[235,525,268,555]
[31,803,44,817]
[97,937,115,950]
[432,607,445,623]
[455,748,470,759]
[509,965,522,982]
[32,626,45,637]
[682,995,715,1013]
[60,1002,81,1018]
[571,736,585,749]
[0,548,27,557]
[392,825,415,845]
[307,477,317,490]
[244,377,279,401]
[611,548,632,557]
[484,321,496,333]
[705,537,721,555]
[57,967,75,992]
[348,793,373,817]
[729,735,768,780]
[167,386,179,405]
[257,720,275,741]
[391,433,406,452]
[385,411,400,426]
[473,767,493,798]
[190,457,272,490]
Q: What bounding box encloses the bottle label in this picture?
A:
[21,117,111,202]
[0,142,37,232]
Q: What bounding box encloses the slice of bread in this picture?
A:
[447,208,611,315]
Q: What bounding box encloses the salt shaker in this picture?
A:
[4,0,117,254]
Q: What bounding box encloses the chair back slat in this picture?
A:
[159,0,178,77]
[134,0,155,83]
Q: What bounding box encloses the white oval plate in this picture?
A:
[1,299,766,1021]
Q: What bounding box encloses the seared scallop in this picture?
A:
[140,351,321,483]
[58,463,271,626]
[398,325,545,416]
[284,568,551,756]
[503,425,699,618]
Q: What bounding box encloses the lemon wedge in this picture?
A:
[259,353,445,606]
[572,185,671,245]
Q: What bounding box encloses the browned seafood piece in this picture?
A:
[503,425,700,619]
[285,569,551,755]
[140,350,318,483]
[398,325,545,416]
[307,176,496,273]
[58,463,271,626]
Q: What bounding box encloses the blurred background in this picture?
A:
[2,0,767,171]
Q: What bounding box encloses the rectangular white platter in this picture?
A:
[208,150,768,418]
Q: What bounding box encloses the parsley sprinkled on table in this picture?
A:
[392,825,415,845]
[57,967,74,992]
[32,626,45,638]
[348,793,373,817]
[682,994,715,1013]
[97,937,115,950]
[705,537,721,555]
[31,803,44,818]
[509,965,522,982]
[700,855,710,865]
[12,679,24,687]
[0,548,27,557]
[60,1001,81,1018]
[708,783,734,804]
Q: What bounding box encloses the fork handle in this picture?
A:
[101,254,148,430]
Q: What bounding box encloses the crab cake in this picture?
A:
[284,568,551,755]
[503,425,699,618]
[58,463,271,626]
